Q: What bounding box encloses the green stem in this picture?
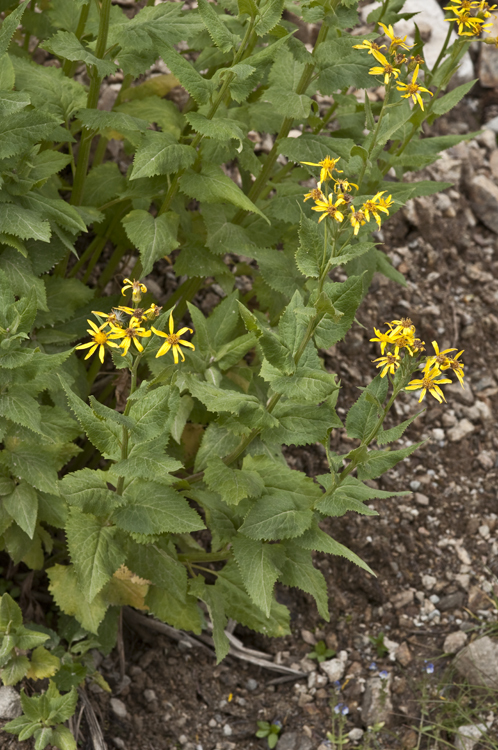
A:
[116,353,142,496]
[68,234,102,278]
[83,207,127,284]
[357,78,393,193]
[91,136,108,168]
[86,353,103,388]
[427,21,453,85]
[70,0,112,208]
[97,243,129,291]
[177,551,230,563]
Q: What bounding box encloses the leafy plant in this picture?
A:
[0,0,485,742]
[308,639,335,663]
[256,720,282,748]
[369,632,389,659]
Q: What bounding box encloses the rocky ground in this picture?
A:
[2,2,498,750]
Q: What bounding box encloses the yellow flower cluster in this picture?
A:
[444,0,495,36]
[370,318,465,403]
[301,157,393,234]
[353,23,433,110]
[75,280,195,364]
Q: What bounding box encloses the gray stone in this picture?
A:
[443,630,468,654]
[110,698,128,719]
[112,739,126,750]
[395,642,412,667]
[143,688,157,703]
[362,675,393,728]
[245,678,259,691]
[454,636,498,688]
[0,686,22,719]
[477,451,495,470]
[468,174,498,235]
[319,650,348,682]
[454,724,488,750]
[222,725,232,737]
[414,493,429,506]
[447,419,475,443]
[392,589,414,609]
[475,129,497,151]
[277,733,313,750]
[348,728,364,742]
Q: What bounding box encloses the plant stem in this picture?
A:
[116,353,142,496]
[427,21,453,85]
[357,79,393,193]
[97,243,129,291]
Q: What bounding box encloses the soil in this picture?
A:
[2,15,498,750]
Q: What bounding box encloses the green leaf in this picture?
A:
[0,2,28,57]
[152,38,214,104]
[204,456,264,505]
[126,539,187,602]
[215,561,290,637]
[279,544,329,621]
[116,96,183,138]
[260,362,339,403]
[145,587,203,633]
[36,276,93,327]
[346,375,388,441]
[77,108,148,139]
[181,163,269,222]
[66,508,125,602]
[1,654,30,685]
[356,442,424,481]
[314,276,364,349]
[41,31,117,77]
[240,494,313,540]
[215,332,258,371]
[113,455,182,486]
[296,214,324,278]
[0,90,30,116]
[0,592,22,631]
[189,577,230,662]
[264,50,311,119]
[26,646,60,681]
[122,208,179,278]
[130,131,196,180]
[3,482,38,539]
[114,481,205,535]
[4,715,38,739]
[21,193,86,234]
[255,0,284,35]
[0,388,42,433]
[60,378,120,460]
[194,423,240,472]
[263,400,341,446]
[432,79,476,117]
[185,374,261,415]
[231,535,281,617]
[376,411,422,445]
[0,203,51,242]
[297,521,374,574]
[198,0,239,52]
[186,111,245,149]
[375,249,407,287]
[278,133,355,164]
[59,469,119,515]
[47,565,108,633]
[316,474,408,516]
[48,726,76,750]
[4,445,59,495]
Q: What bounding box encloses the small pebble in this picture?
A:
[222,724,233,736]
[143,689,157,703]
[209,719,217,728]
[348,728,364,741]
[246,678,259,691]
[410,480,421,491]
[110,698,128,720]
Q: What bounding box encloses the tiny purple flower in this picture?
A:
[369,661,377,670]
[333,702,343,714]
[341,705,349,716]
[379,670,389,679]
[425,662,434,675]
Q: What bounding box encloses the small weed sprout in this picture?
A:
[308,640,336,663]
[255,720,282,749]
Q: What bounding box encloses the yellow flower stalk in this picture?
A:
[300,156,342,183]
[373,352,401,378]
[303,187,325,203]
[405,367,453,403]
[311,194,345,223]
[121,278,147,303]
[369,52,401,85]
[350,208,367,235]
[151,310,195,363]
[370,327,396,354]
[75,319,119,363]
[352,39,387,55]
[423,340,457,371]
[396,65,433,111]
[108,320,152,356]
[378,22,412,51]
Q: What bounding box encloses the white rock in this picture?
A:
[348,728,364,741]
[222,725,233,737]
[0,686,22,719]
[432,428,445,441]
[454,724,488,750]
[319,650,348,682]
[475,129,497,151]
[422,574,437,591]
[447,419,475,443]
[455,546,471,566]
[110,698,128,719]
[362,674,393,727]
[454,636,498,688]
[443,630,468,654]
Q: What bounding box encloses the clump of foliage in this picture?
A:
[0,0,483,742]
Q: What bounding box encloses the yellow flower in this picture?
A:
[333,178,358,194]
[108,320,152,357]
[445,8,492,34]
[443,0,478,8]
[370,327,396,354]
[392,332,415,355]
[389,317,415,337]
[75,319,119,363]
[350,208,367,235]
[396,65,433,111]
[311,194,345,224]
[92,309,126,329]
[411,338,426,353]
[423,340,457,372]
[300,156,342,184]
[378,22,412,51]
[369,52,401,85]
[373,352,401,378]
[151,310,195,363]
[375,193,394,213]
[478,1,498,17]
[122,278,147,303]
[303,187,325,203]
[352,39,387,54]
[117,305,149,325]
[405,367,453,403]
[445,351,465,387]
[145,303,163,320]
[362,191,391,228]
